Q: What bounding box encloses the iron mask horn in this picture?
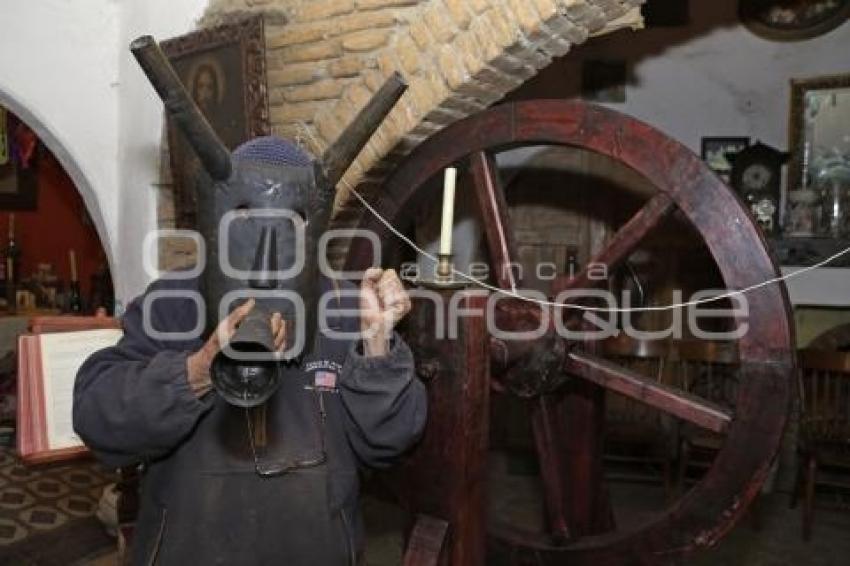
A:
[131,35,407,407]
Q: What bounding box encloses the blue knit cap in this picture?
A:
[232,136,313,168]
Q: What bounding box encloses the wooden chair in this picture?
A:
[599,336,678,494]
[790,349,850,541]
[807,323,850,352]
[672,340,740,493]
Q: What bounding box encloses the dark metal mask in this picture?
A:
[131,35,406,407]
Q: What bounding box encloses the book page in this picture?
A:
[40,329,123,450]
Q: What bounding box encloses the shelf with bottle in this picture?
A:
[67,249,82,314]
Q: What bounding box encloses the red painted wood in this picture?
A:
[29,315,121,334]
[530,395,571,541]
[561,378,615,538]
[470,150,518,290]
[396,292,489,566]
[531,384,614,542]
[566,350,733,434]
[0,136,108,299]
[403,515,450,566]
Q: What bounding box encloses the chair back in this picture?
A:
[671,340,740,411]
[600,337,670,429]
[798,349,850,445]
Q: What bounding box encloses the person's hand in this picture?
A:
[186,300,288,397]
[270,311,288,353]
[360,268,411,357]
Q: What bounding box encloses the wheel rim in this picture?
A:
[345,100,794,563]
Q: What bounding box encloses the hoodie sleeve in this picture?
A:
[73,280,213,468]
[338,332,427,469]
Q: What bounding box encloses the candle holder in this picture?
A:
[436,253,452,281]
[418,253,465,290]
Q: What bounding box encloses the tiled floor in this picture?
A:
[0,447,116,565]
[41,461,850,565]
[0,448,111,548]
[358,473,850,566]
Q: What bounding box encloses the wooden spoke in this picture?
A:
[565,350,732,434]
[530,395,571,541]
[551,193,675,296]
[402,515,449,566]
[470,150,519,290]
[530,386,615,542]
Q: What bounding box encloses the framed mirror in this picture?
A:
[787,73,850,238]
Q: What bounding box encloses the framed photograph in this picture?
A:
[161,15,271,228]
[581,60,627,103]
[0,109,39,210]
[701,137,751,182]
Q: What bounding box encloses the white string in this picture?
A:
[297,121,850,314]
[348,184,850,313]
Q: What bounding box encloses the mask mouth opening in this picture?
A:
[211,310,281,407]
[211,350,279,408]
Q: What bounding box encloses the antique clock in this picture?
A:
[727,141,790,236]
[740,0,850,41]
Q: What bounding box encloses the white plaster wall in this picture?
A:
[782,266,850,307]
[608,8,849,158]
[0,0,121,276]
[515,0,850,155]
[116,0,208,306]
[0,0,207,309]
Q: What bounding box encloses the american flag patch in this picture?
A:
[314,371,337,389]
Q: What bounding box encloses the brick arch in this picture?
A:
[200,0,642,262]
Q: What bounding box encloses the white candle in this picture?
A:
[69,249,78,282]
[438,167,457,256]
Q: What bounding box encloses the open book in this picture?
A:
[17,324,123,464]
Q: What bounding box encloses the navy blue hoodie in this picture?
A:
[73,276,426,565]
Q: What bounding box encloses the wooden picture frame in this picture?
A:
[0,109,39,210]
[161,15,271,228]
[788,73,850,193]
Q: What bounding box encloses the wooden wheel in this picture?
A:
[345,101,794,564]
